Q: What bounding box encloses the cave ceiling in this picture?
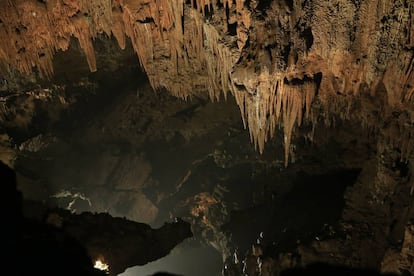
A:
[0,0,413,167]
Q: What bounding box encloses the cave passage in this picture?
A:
[12,67,370,275]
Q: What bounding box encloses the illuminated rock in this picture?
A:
[0,0,413,166]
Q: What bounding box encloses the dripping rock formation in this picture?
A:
[1,0,414,275]
[1,0,413,166]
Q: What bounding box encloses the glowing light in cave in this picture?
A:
[94,260,109,272]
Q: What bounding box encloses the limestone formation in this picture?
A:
[1,0,412,165]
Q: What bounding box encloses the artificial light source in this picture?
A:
[94,259,109,272]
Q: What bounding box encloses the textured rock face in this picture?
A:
[1,0,413,166]
[46,210,193,276]
[4,160,192,276]
[382,224,414,275]
[2,1,414,275]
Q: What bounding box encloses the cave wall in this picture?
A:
[1,1,414,275]
[5,159,193,276]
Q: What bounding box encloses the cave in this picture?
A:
[3,1,414,276]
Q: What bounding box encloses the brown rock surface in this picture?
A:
[2,1,414,275]
[1,0,413,166]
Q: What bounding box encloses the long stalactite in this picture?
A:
[0,0,413,166]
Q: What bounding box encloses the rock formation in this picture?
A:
[2,1,414,275]
[1,0,412,166]
[5,160,193,276]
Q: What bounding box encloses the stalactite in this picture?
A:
[382,53,414,108]
[0,0,246,100]
[203,23,239,101]
[111,8,126,50]
[231,68,317,167]
[71,15,97,72]
[280,82,316,167]
[0,0,413,166]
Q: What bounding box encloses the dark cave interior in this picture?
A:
[3,0,414,275]
[8,57,406,275]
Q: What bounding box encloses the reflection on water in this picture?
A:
[119,239,222,276]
